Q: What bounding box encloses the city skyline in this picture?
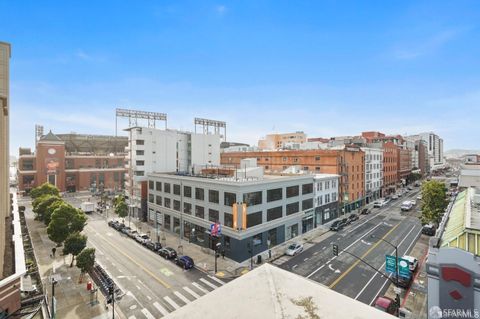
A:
[2,0,480,154]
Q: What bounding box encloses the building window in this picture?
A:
[302,199,313,210]
[195,206,205,219]
[294,158,299,162]
[286,185,299,198]
[173,184,181,195]
[252,234,262,246]
[267,206,283,221]
[136,140,144,145]
[195,188,205,200]
[315,167,320,171]
[184,185,192,198]
[65,159,74,170]
[303,166,309,171]
[208,209,219,223]
[184,202,192,214]
[136,160,145,166]
[267,188,282,202]
[247,211,262,228]
[149,181,154,190]
[282,157,287,162]
[325,181,330,189]
[156,181,162,191]
[173,200,181,211]
[164,183,171,193]
[268,228,278,246]
[164,214,171,230]
[286,202,299,215]
[315,156,320,161]
[224,213,233,228]
[224,192,236,206]
[243,191,262,206]
[209,190,219,204]
[136,150,144,156]
[148,194,154,203]
[156,195,162,206]
[302,183,313,195]
[164,198,171,208]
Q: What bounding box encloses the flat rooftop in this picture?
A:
[164,263,394,319]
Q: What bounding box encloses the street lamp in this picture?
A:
[371,234,401,308]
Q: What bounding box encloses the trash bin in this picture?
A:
[257,255,262,264]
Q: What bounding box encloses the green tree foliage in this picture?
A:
[30,182,60,199]
[47,203,87,245]
[115,200,128,219]
[420,180,448,225]
[63,232,87,267]
[76,248,96,274]
[44,200,64,226]
[32,195,63,223]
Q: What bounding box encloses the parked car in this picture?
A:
[146,242,162,252]
[391,194,399,200]
[285,243,304,256]
[113,222,125,231]
[360,208,370,215]
[409,199,417,206]
[422,224,436,236]
[139,234,151,245]
[108,220,116,227]
[401,255,418,272]
[374,296,399,316]
[128,230,138,239]
[407,186,414,190]
[373,201,384,208]
[347,213,359,223]
[330,220,345,231]
[175,256,195,270]
[341,217,350,226]
[158,247,177,259]
[121,226,132,235]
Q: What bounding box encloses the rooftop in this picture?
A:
[440,188,480,255]
[164,263,394,319]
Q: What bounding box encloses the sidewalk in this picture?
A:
[20,198,112,319]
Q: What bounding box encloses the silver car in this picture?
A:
[285,243,303,256]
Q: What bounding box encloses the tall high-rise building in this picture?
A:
[0,41,11,275]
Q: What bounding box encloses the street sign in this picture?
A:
[210,223,222,237]
[386,255,396,274]
[398,258,411,278]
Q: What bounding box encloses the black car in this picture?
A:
[341,217,350,226]
[158,247,177,259]
[330,220,345,231]
[146,242,162,252]
[108,220,116,227]
[422,224,436,236]
[114,223,125,231]
[360,208,370,215]
[348,213,359,222]
[175,256,194,270]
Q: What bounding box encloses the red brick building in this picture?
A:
[221,146,365,212]
[382,142,399,195]
[17,131,128,194]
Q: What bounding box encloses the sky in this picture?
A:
[1,0,480,154]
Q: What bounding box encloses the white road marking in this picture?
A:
[136,285,141,290]
[192,282,209,294]
[164,296,180,310]
[307,222,384,278]
[304,258,309,261]
[361,240,372,246]
[208,275,226,285]
[183,286,201,299]
[328,264,341,273]
[153,302,169,316]
[128,316,136,319]
[141,308,155,319]
[174,291,191,304]
[200,278,219,289]
[292,264,298,270]
[313,251,319,255]
[355,227,420,301]
[146,295,152,301]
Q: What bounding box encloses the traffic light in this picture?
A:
[332,244,339,256]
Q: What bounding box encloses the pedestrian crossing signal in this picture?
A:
[333,244,339,256]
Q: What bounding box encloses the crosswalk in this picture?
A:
[126,275,227,318]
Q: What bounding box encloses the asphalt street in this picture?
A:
[277,189,423,306]
[82,213,228,319]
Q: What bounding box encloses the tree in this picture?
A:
[44,200,64,226]
[30,182,60,199]
[76,248,95,274]
[32,195,63,223]
[63,232,87,267]
[115,200,128,219]
[420,180,448,225]
[47,203,87,245]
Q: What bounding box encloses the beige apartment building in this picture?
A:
[0,42,11,275]
[258,131,306,150]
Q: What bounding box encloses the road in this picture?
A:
[275,189,423,306]
[83,213,227,319]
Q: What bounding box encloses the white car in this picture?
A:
[402,255,418,272]
[410,199,417,206]
[400,201,413,211]
[285,243,304,256]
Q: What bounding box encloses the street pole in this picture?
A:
[156,211,159,243]
[51,278,57,319]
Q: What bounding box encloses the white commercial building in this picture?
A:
[313,174,340,225]
[418,132,444,169]
[125,126,220,217]
[361,147,383,203]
